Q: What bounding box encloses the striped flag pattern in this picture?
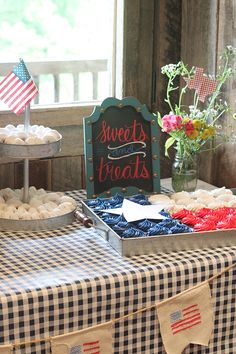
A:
[170,304,201,335]
[156,282,214,354]
[51,322,112,354]
[70,340,100,354]
[0,59,38,115]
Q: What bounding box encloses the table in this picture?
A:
[0,187,235,354]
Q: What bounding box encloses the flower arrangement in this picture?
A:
[157,46,236,160]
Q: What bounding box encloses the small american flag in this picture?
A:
[170,304,201,335]
[70,340,100,354]
[0,59,38,115]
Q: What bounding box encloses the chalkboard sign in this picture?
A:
[83,97,160,198]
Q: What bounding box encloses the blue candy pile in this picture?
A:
[86,194,192,238]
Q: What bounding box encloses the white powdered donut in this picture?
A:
[0,203,6,211]
[1,188,15,200]
[15,209,28,219]
[171,191,190,201]
[42,132,57,143]
[209,187,233,197]
[36,188,47,196]
[175,198,193,206]
[50,129,62,140]
[4,135,18,144]
[25,136,44,145]
[0,196,5,204]
[186,202,206,211]
[5,124,16,132]
[29,186,38,197]
[58,202,74,213]
[18,204,30,213]
[196,195,215,205]
[51,207,65,217]
[0,127,8,134]
[16,124,25,131]
[29,197,43,208]
[192,189,210,199]
[15,131,28,141]
[0,133,7,142]
[215,194,235,202]
[208,201,226,209]
[59,195,77,207]
[43,201,57,211]
[39,209,51,219]
[227,200,236,208]
[30,212,40,220]
[6,198,22,208]
[169,204,185,213]
[43,192,60,204]
[148,194,171,204]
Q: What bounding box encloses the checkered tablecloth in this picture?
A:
[0,190,235,354]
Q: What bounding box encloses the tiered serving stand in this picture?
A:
[0,105,85,231]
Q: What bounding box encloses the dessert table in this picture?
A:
[0,180,235,354]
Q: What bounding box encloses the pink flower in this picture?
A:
[162,114,182,132]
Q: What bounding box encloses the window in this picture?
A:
[0,0,116,108]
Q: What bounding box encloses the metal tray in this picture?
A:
[82,201,236,256]
[0,209,78,231]
[0,139,61,158]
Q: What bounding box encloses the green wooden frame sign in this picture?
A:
[83,97,160,198]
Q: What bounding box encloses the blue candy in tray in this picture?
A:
[87,193,193,238]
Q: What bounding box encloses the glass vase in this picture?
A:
[171,153,198,192]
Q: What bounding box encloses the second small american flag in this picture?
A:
[170,304,201,335]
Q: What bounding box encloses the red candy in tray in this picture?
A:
[172,206,236,232]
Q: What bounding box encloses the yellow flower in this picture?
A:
[201,127,215,139]
[188,129,200,139]
[182,117,190,124]
[192,119,202,130]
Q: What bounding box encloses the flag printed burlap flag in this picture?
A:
[156,282,214,354]
[0,59,38,115]
[51,322,113,354]
[0,344,13,353]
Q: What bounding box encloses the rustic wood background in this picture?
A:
[0,0,236,191]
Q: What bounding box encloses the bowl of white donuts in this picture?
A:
[0,186,82,231]
[0,124,62,158]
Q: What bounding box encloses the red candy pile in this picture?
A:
[172,207,236,232]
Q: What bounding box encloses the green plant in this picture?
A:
[157,45,236,159]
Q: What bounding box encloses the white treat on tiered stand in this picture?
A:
[0,124,62,145]
[0,186,76,220]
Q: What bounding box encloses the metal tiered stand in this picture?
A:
[0,104,83,231]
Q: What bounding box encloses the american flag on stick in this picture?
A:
[156,282,214,354]
[0,59,38,115]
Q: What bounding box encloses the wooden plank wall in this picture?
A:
[180,0,236,187]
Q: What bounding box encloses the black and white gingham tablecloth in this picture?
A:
[0,190,235,354]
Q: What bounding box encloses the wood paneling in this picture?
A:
[153,0,182,178]
[52,156,84,191]
[122,0,155,108]
[0,163,14,189]
[14,159,52,190]
[181,0,219,185]
[212,0,236,187]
